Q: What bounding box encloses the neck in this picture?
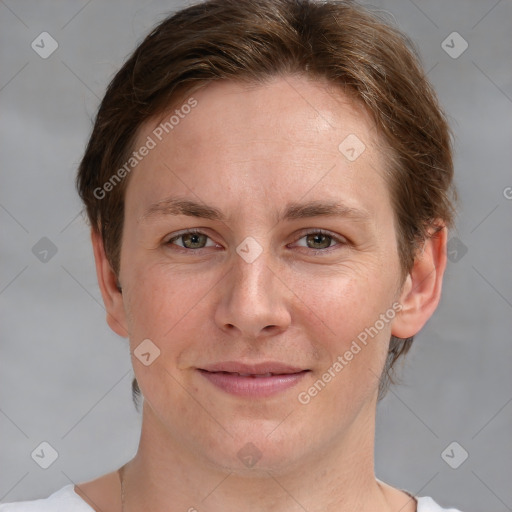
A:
[119,398,404,512]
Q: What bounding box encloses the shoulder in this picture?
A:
[0,485,94,512]
[416,496,464,512]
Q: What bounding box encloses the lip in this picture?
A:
[200,361,306,374]
[197,361,310,397]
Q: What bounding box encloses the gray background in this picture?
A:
[1,1,511,511]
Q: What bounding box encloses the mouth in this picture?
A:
[197,362,310,397]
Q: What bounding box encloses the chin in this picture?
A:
[195,419,316,476]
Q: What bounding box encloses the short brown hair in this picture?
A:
[77,0,456,406]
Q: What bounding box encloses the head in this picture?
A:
[77,0,455,471]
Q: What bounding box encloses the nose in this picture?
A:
[214,244,292,340]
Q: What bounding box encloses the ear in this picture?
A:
[391,223,447,339]
[91,229,129,338]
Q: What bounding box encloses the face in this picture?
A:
[98,75,429,473]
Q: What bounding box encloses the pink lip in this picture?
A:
[197,361,310,397]
[200,361,306,374]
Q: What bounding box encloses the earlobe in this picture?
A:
[391,224,447,339]
[91,229,129,338]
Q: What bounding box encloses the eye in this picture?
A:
[292,229,347,253]
[165,228,347,254]
[166,229,217,250]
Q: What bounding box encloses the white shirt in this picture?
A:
[0,484,464,511]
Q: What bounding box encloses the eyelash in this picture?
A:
[165,228,348,256]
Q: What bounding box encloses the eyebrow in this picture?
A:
[139,197,371,223]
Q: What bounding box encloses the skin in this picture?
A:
[77,75,447,512]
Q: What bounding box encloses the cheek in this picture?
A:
[121,263,212,401]
[298,258,395,335]
[296,262,397,383]
[304,290,393,407]
[122,259,218,346]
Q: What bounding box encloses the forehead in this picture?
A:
[148,76,379,156]
[126,75,392,222]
